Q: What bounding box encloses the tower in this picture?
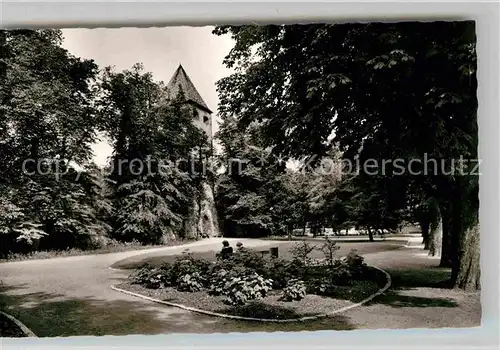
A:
[166,64,220,238]
[166,64,213,143]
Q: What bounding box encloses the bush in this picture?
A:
[290,241,316,265]
[210,269,273,305]
[280,279,307,301]
[264,257,303,289]
[305,275,343,297]
[130,266,164,289]
[307,258,328,267]
[167,252,212,286]
[209,265,251,294]
[303,259,353,295]
[227,249,268,274]
[130,252,212,289]
[208,268,230,296]
[176,272,205,292]
[344,250,367,277]
[328,262,353,286]
[318,237,340,266]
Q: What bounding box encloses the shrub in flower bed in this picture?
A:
[228,249,268,275]
[280,279,307,301]
[130,265,165,289]
[128,242,381,309]
[176,272,205,292]
[307,258,328,267]
[264,257,304,289]
[209,265,248,296]
[167,252,212,285]
[343,250,368,278]
[222,273,273,305]
[305,277,336,296]
[208,265,274,305]
[130,252,212,291]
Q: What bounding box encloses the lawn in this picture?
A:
[0,239,195,263]
[0,312,28,337]
[116,278,383,320]
[117,239,390,324]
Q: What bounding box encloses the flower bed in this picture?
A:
[117,279,382,320]
[121,240,387,320]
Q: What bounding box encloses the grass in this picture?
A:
[264,233,414,242]
[210,315,355,332]
[112,240,403,270]
[219,301,314,319]
[0,239,195,263]
[0,312,27,337]
[265,234,383,241]
[367,266,463,308]
[385,266,452,289]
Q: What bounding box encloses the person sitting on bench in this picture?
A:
[236,241,246,253]
[217,240,233,260]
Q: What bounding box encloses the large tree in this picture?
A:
[215,117,284,237]
[98,64,207,243]
[214,22,478,291]
[0,29,105,254]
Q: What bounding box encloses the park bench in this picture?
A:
[258,247,279,258]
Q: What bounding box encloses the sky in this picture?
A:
[61,27,234,166]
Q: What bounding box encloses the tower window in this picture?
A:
[203,115,209,124]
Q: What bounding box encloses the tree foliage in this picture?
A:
[214,22,478,290]
[215,117,279,237]
[0,29,105,255]
[98,64,208,243]
[0,30,210,254]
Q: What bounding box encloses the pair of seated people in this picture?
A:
[217,240,244,260]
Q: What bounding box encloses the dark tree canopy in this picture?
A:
[0,30,212,252]
[214,22,479,290]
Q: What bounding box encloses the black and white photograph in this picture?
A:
[0,22,480,337]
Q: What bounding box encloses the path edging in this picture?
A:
[110,265,392,323]
[0,310,38,337]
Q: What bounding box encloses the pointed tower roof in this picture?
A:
[166,64,212,114]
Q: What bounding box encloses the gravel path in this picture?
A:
[0,238,290,336]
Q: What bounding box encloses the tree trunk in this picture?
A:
[444,189,478,291]
[455,221,480,291]
[428,213,442,257]
[368,229,374,242]
[436,177,479,292]
[420,220,430,250]
[439,203,453,267]
[448,199,463,285]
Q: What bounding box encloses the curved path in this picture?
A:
[0,237,480,336]
[0,238,282,336]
